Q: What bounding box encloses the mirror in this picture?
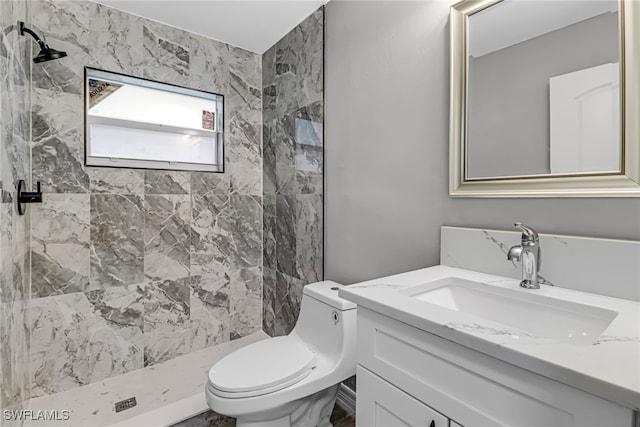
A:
[450,0,640,197]
[85,67,224,172]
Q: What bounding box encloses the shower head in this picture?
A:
[18,21,67,63]
[33,45,67,63]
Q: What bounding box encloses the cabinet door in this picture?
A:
[357,366,448,427]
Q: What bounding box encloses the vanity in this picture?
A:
[339,226,640,427]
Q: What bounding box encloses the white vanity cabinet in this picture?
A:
[355,308,635,427]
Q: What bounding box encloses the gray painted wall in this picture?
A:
[325,1,640,285]
[468,12,619,178]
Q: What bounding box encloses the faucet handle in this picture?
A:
[514,222,538,242]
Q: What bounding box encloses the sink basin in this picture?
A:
[400,277,618,345]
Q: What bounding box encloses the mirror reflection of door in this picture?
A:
[549,63,620,174]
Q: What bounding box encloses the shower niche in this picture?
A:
[84,67,225,172]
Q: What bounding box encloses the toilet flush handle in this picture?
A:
[331,311,340,325]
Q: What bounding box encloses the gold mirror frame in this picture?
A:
[450,0,640,197]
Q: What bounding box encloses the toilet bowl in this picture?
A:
[206,280,357,427]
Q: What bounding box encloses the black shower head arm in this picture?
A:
[16,20,67,63]
[18,21,48,50]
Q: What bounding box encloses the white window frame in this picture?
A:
[84,67,224,173]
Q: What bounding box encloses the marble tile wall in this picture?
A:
[27,0,263,398]
[0,0,31,424]
[262,8,325,336]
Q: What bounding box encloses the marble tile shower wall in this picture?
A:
[262,8,324,336]
[27,0,263,398]
[1,0,32,423]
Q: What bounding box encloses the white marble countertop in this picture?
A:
[339,265,640,410]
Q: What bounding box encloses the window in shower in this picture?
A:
[84,67,224,172]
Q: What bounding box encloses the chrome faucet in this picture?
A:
[507,223,542,289]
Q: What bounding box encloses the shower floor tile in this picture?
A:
[26,332,268,427]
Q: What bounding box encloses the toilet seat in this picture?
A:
[208,337,317,398]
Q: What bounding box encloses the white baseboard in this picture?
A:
[335,383,356,415]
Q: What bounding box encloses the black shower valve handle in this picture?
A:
[19,180,42,203]
[16,179,43,215]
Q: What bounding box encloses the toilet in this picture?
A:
[206,280,357,427]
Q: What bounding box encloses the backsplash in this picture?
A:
[441,226,640,302]
[27,0,262,398]
[262,8,324,336]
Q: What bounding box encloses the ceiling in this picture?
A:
[93,0,328,53]
[470,0,617,58]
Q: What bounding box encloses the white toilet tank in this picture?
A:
[289,281,357,361]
